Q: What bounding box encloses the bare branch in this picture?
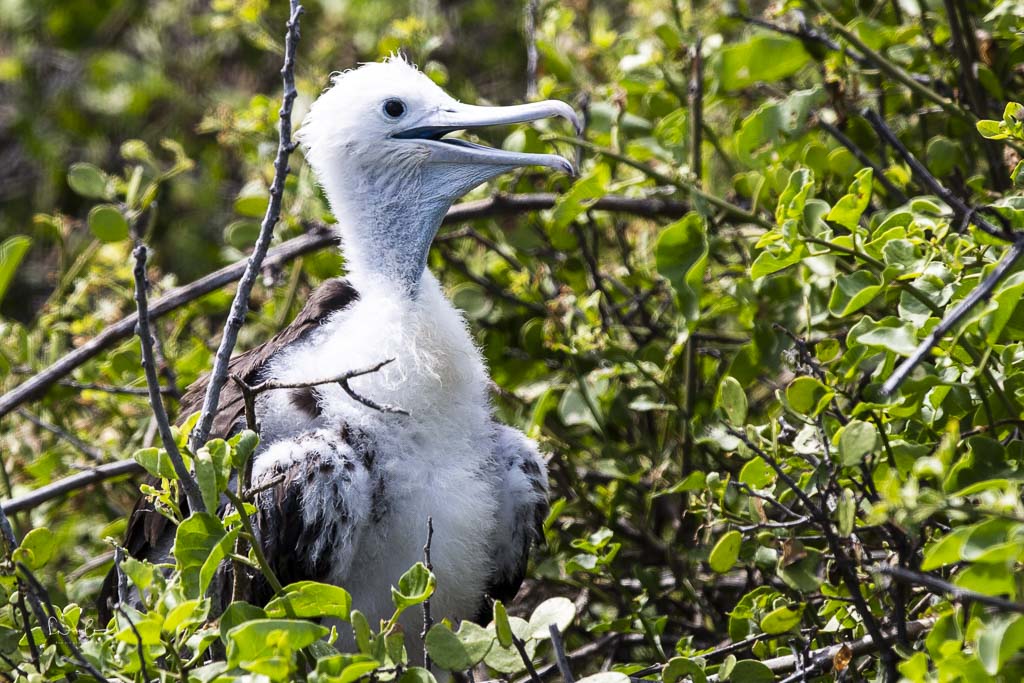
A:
[421,516,434,669]
[881,238,1024,396]
[16,408,104,463]
[240,359,408,416]
[133,244,204,513]
[877,564,1024,613]
[0,227,337,421]
[2,459,144,515]
[548,624,576,683]
[190,0,305,452]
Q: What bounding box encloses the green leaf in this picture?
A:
[727,660,774,682]
[655,212,708,324]
[133,447,177,479]
[776,169,815,224]
[219,602,267,643]
[0,235,31,308]
[391,562,436,611]
[425,622,494,671]
[265,581,352,621]
[739,457,774,489]
[736,88,825,165]
[750,244,808,279]
[67,162,109,198]
[978,615,1024,675]
[847,316,919,356]
[838,488,857,536]
[760,604,804,634]
[527,597,575,639]
[398,667,438,683]
[174,513,229,597]
[837,420,879,466]
[976,119,1007,140]
[226,619,328,665]
[88,205,130,242]
[234,181,269,218]
[14,528,54,570]
[550,165,610,231]
[829,271,882,317]
[195,439,231,513]
[224,220,261,250]
[921,527,971,570]
[708,530,742,573]
[493,601,514,648]
[827,168,873,230]
[576,674,629,683]
[229,430,259,469]
[717,376,747,425]
[715,34,811,91]
[663,658,707,683]
[786,376,834,416]
[484,616,535,673]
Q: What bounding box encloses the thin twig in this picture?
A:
[421,517,434,669]
[877,564,1024,613]
[16,408,104,463]
[133,244,204,513]
[224,488,283,596]
[513,634,543,683]
[116,604,153,683]
[17,563,112,682]
[881,239,1024,395]
[725,428,898,679]
[190,0,305,453]
[816,119,907,204]
[241,359,408,416]
[548,624,576,683]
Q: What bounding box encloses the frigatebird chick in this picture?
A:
[100,56,580,659]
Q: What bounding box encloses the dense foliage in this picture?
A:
[2,0,1024,680]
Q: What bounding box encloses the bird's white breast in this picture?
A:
[256,272,500,648]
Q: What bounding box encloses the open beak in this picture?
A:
[393,100,581,176]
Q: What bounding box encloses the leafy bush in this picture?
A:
[3,0,1024,681]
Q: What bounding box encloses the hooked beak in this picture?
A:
[392,100,581,176]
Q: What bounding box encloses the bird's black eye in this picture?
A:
[383,99,406,119]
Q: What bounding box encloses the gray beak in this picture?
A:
[393,99,581,176]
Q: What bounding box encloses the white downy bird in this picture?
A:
[101,56,580,659]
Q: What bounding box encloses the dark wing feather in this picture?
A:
[177,278,359,436]
[97,279,357,622]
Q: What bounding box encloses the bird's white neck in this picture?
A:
[323,162,457,296]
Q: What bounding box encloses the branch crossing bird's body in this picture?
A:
[100,56,577,660]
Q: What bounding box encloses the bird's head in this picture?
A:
[297,56,580,292]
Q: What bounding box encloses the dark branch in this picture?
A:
[2,459,143,514]
[877,564,1024,613]
[133,244,204,513]
[548,624,576,683]
[16,408,104,463]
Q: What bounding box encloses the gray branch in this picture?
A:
[189,0,305,453]
[133,245,204,513]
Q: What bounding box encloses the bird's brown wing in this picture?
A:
[97,279,358,622]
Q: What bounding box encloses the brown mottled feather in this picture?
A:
[97,279,357,622]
